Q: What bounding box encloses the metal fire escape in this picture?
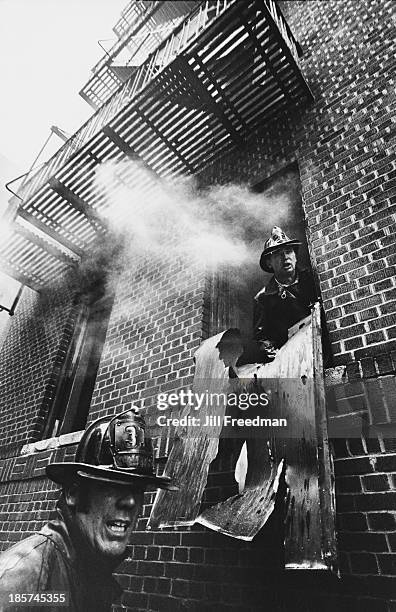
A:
[80,1,198,109]
[2,0,313,291]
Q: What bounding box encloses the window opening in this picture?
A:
[44,294,113,438]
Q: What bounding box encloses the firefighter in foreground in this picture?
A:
[0,410,174,612]
[254,226,317,361]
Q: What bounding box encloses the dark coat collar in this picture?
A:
[255,268,311,301]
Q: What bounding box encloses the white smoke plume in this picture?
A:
[94,159,295,271]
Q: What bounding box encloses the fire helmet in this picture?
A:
[46,409,175,490]
[260,226,301,272]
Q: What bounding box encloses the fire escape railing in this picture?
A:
[79,1,164,108]
[94,1,160,74]
[13,0,302,205]
[114,0,158,38]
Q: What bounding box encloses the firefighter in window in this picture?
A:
[253,226,318,362]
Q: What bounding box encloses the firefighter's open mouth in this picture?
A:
[106,520,130,534]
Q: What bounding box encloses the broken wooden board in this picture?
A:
[311,302,337,571]
[148,328,243,528]
[196,304,336,570]
[148,305,337,572]
[194,324,313,543]
[269,312,327,569]
[197,456,284,540]
[268,303,336,570]
[195,362,283,539]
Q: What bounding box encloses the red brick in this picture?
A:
[376,455,396,472]
[339,512,368,532]
[362,474,390,492]
[368,513,396,531]
[355,492,396,512]
[376,554,396,576]
[335,458,375,477]
[349,552,379,574]
[339,532,388,553]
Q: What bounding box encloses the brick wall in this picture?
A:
[285,0,396,366]
[200,0,396,369]
[0,442,76,551]
[0,478,59,550]
[89,252,206,424]
[332,437,396,610]
[0,282,76,455]
[0,1,395,611]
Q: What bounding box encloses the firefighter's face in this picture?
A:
[67,480,143,560]
[268,247,297,278]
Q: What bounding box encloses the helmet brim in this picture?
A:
[259,240,301,272]
[46,462,178,491]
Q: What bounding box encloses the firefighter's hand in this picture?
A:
[258,340,278,361]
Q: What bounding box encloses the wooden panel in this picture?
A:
[149,305,337,571]
[206,305,335,569]
[197,452,284,540]
[148,329,243,528]
[272,308,327,568]
[312,302,338,570]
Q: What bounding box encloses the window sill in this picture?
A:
[20,430,84,456]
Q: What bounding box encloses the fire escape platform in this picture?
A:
[80,1,198,109]
[3,0,313,290]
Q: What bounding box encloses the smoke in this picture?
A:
[94,159,294,271]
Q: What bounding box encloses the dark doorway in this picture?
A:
[207,164,316,344]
